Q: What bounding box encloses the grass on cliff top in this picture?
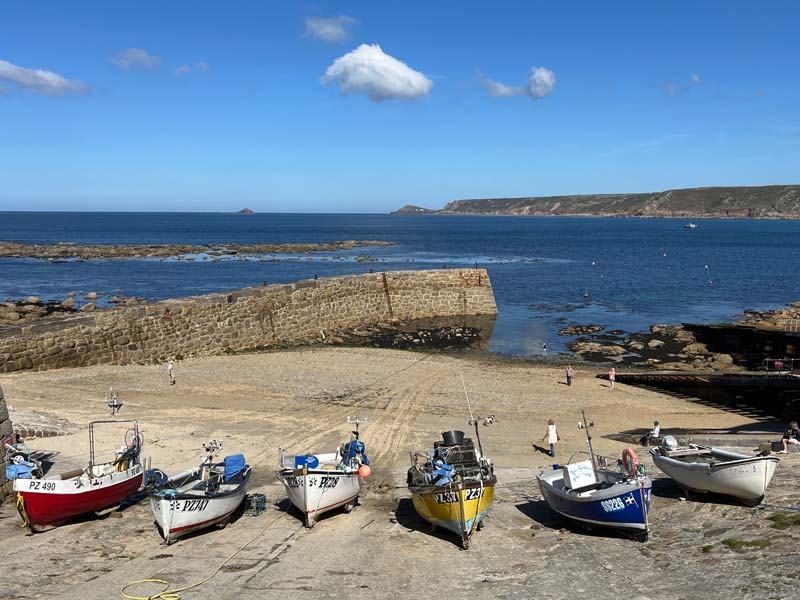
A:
[768,512,800,530]
[721,538,772,551]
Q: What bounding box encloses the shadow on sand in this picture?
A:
[392,497,467,549]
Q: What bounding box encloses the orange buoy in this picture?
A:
[358,465,371,478]
[622,448,640,478]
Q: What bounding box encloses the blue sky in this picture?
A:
[1,1,798,212]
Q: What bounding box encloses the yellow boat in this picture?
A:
[407,429,496,549]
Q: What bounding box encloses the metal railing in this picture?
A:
[761,357,800,372]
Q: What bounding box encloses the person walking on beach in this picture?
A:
[167,360,175,386]
[565,364,574,386]
[542,341,548,356]
[541,419,559,458]
[609,367,616,389]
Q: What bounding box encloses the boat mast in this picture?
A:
[580,410,596,467]
[460,370,484,458]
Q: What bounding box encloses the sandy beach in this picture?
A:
[0,347,797,599]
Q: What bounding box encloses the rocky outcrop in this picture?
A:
[0,299,78,325]
[390,205,435,214]
[0,240,394,260]
[399,185,800,219]
[568,323,742,371]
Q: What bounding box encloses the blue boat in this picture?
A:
[536,412,652,540]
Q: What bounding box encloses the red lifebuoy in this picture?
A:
[622,448,639,478]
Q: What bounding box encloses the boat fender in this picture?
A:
[622,448,640,478]
[358,465,371,478]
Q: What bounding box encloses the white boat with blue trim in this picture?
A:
[537,411,652,539]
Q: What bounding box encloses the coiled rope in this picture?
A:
[121,510,289,600]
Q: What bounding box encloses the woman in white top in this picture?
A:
[541,419,559,458]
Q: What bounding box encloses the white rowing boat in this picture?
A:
[148,440,251,544]
[650,436,779,506]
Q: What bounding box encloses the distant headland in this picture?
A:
[392,185,800,219]
[236,208,255,214]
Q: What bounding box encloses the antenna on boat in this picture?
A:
[460,369,484,459]
[105,387,123,417]
[578,410,596,467]
[347,416,367,440]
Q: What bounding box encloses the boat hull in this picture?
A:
[409,477,496,548]
[276,468,362,527]
[651,448,778,505]
[13,464,143,527]
[537,471,652,534]
[150,468,251,544]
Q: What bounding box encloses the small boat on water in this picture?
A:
[148,440,251,544]
[650,436,779,506]
[684,222,699,229]
[276,417,371,528]
[11,420,144,530]
[537,411,652,540]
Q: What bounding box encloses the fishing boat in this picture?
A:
[148,439,251,544]
[275,417,371,528]
[650,436,779,506]
[11,420,144,530]
[537,411,652,540]
[684,222,699,229]
[407,373,495,549]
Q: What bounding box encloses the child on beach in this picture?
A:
[167,360,175,385]
[565,365,574,386]
[609,367,616,388]
[541,419,559,458]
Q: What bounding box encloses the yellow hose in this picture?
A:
[121,510,288,600]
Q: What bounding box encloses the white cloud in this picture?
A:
[0,58,87,96]
[477,70,523,97]
[662,73,702,96]
[476,66,556,101]
[527,67,556,99]
[321,44,433,102]
[305,15,356,42]
[110,48,161,70]
[174,62,209,77]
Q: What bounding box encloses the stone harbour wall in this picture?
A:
[0,269,497,374]
[0,385,12,500]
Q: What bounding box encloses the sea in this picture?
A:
[1,212,799,356]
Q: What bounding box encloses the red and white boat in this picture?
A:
[12,420,144,530]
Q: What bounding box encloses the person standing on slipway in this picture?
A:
[167,360,175,386]
[565,365,574,386]
[541,419,559,458]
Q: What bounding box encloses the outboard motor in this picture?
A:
[660,435,679,452]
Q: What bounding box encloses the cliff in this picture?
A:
[395,185,800,218]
